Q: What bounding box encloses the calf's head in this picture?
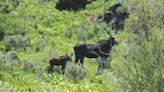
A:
[65,54,73,62]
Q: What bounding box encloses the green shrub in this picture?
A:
[0,43,5,51]
[5,51,19,63]
[0,51,23,72]
[0,51,5,68]
[0,31,4,41]
[65,62,87,82]
[0,1,13,13]
[0,51,19,65]
[35,37,47,52]
[111,0,164,91]
[23,59,44,75]
[101,71,122,92]
[4,35,31,51]
[64,20,108,40]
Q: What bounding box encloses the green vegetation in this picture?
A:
[0,0,163,92]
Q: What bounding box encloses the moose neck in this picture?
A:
[107,39,115,49]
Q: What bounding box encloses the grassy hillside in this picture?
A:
[0,0,164,92]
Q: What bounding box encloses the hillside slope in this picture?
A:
[0,0,163,92]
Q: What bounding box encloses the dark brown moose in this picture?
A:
[48,54,72,74]
[74,32,118,70]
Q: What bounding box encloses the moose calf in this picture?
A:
[48,54,72,74]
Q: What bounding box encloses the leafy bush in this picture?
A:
[23,59,44,75]
[0,1,13,13]
[4,35,31,51]
[0,31,4,41]
[65,62,87,81]
[0,51,23,72]
[35,37,47,52]
[101,71,122,92]
[0,51,19,65]
[4,51,19,63]
[0,51,5,68]
[64,20,108,40]
[111,0,164,91]
[0,80,19,92]
[0,42,5,51]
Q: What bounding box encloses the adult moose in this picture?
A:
[74,32,118,70]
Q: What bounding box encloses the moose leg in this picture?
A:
[75,57,79,64]
[103,58,107,69]
[62,65,65,74]
[80,57,84,67]
[48,65,53,74]
[98,57,105,71]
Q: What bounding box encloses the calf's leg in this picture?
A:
[48,65,53,74]
[62,65,65,74]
